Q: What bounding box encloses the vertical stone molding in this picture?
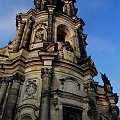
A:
[47,6,55,43]
[85,81,100,120]
[0,78,8,114]
[40,68,53,120]
[22,17,34,49]
[13,15,26,51]
[2,73,23,120]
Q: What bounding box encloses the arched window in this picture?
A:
[57,25,71,43]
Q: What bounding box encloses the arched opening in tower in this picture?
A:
[57,25,71,43]
[57,32,65,43]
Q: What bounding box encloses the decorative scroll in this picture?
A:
[25,80,37,98]
[35,28,45,43]
[1,77,8,85]
[64,41,74,52]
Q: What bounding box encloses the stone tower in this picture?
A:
[0,0,119,120]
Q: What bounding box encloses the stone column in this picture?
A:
[0,78,8,115]
[39,52,57,120]
[21,17,34,49]
[47,5,55,43]
[2,73,22,120]
[40,68,53,120]
[13,16,26,51]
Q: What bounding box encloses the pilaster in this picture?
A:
[2,73,24,120]
[39,52,57,120]
[0,78,8,115]
[21,17,34,49]
[13,15,26,51]
[47,5,55,43]
[84,80,100,120]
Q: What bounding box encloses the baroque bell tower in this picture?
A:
[0,0,119,120]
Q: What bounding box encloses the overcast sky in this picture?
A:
[0,0,120,107]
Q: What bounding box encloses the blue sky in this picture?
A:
[0,0,120,107]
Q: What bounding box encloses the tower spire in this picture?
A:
[34,0,78,18]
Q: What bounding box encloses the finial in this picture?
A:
[100,73,110,84]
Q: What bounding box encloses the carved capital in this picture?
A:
[13,73,24,83]
[64,41,74,52]
[1,77,9,85]
[84,81,95,91]
[41,68,53,78]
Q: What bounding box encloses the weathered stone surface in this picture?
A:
[0,0,119,120]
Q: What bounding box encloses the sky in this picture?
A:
[0,0,120,107]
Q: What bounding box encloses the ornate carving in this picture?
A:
[26,80,37,98]
[34,22,47,31]
[13,73,23,82]
[64,41,74,52]
[84,81,96,91]
[60,78,65,90]
[35,28,45,43]
[16,14,21,27]
[0,76,13,85]
[34,0,40,10]
[41,68,53,78]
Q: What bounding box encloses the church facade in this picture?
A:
[0,0,119,120]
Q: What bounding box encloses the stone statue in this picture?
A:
[101,73,110,84]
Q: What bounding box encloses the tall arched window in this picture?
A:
[57,25,71,43]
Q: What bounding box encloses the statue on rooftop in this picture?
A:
[101,73,110,84]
